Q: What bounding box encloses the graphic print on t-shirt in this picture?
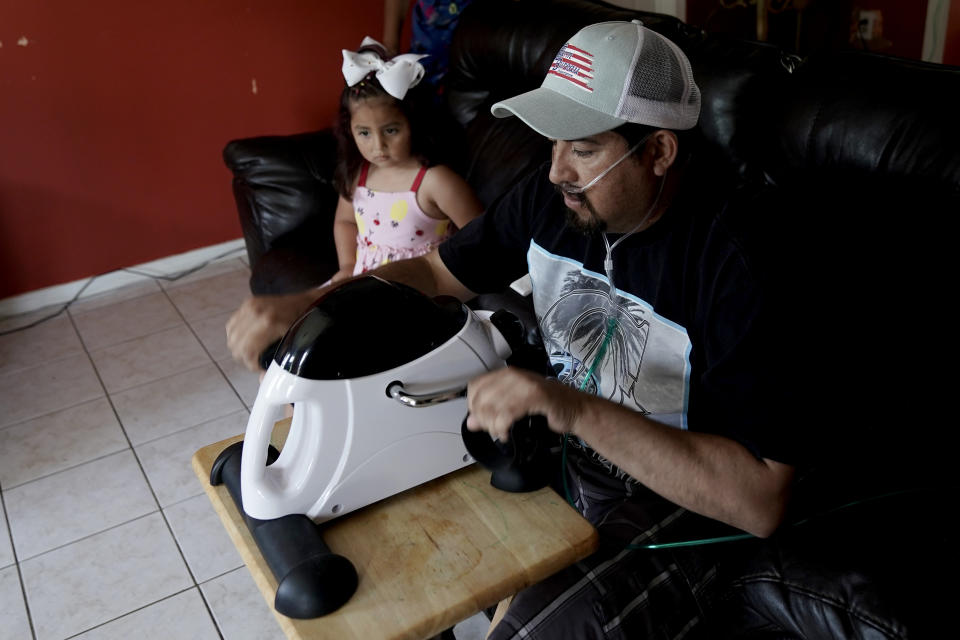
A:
[528,242,691,430]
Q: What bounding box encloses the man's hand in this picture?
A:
[225,290,319,372]
[466,366,795,537]
[465,368,583,441]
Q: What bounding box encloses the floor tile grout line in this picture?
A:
[96,356,232,398]
[212,357,256,411]
[163,490,220,511]
[128,407,250,448]
[65,311,206,590]
[14,508,159,563]
[195,583,228,640]
[0,488,39,640]
[0,394,105,435]
[0,318,194,431]
[65,283,165,321]
[0,391,104,437]
[80,306,239,361]
[0,314,87,380]
[158,286,241,640]
[1,403,248,491]
[58,586,191,640]
[194,566,259,640]
[0,353,105,431]
[83,319,187,358]
[59,584,225,640]
[1,375,244,467]
[1,279,161,344]
[155,257,248,293]
[1,445,133,492]
[63,255,246,320]
[4,261,249,639]
[160,279,258,640]
[0,256,246,333]
[121,283,251,637]
[13,509,229,638]
[199,564,250,586]
[103,271,254,444]
[1,310,197,433]
[6,298,128,616]
[159,284,255,410]
[1,278,249,431]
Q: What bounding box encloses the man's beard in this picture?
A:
[556,184,606,236]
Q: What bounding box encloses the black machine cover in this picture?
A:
[272,276,467,380]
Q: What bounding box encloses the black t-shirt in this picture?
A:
[440,162,799,466]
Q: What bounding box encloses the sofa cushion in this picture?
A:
[223,130,340,291]
[445,0,688,205]
[761,50,960,191]
[715,487,955,639]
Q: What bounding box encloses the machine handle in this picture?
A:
[387,381,467,408]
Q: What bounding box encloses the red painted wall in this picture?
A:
[0,0,384,299]
[685,0,934,61]
[946,0,960,65]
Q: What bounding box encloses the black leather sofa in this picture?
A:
[223,1,960,636]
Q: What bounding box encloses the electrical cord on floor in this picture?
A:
[0,246,246,337]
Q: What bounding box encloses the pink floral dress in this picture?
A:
[351,163,454,275]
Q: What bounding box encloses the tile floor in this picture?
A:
[0,257,489,640]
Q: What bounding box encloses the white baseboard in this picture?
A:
[0,239,247,319]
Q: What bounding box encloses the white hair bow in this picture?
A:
[341,36,428,100]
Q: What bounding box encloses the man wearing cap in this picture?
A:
[228,20,797,638]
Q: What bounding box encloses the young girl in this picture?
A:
[331,38,483,283]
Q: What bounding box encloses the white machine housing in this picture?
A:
[240,308,511,523]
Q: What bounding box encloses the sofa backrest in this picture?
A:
[763,50,960,190]
[754,50,959,467]
[225,0,960,318]
[445,0,688,206]
[444,0,797,204]
[444,0,960,473]
[446,0,959,206]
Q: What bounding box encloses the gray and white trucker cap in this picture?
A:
[491,20,701,140]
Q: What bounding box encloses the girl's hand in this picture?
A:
[330,267,355,284]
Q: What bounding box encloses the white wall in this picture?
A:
[605,0,685,21]
[923,0,953,62]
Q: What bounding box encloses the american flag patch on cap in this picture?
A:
[547,44,594,92]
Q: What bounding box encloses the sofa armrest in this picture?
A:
[223,129,341,293]
[714,486,955,639]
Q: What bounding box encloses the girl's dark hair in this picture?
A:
[333,64,447,198]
